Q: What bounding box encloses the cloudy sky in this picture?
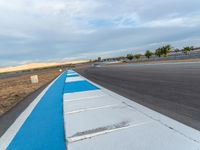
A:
[0,0,200,67]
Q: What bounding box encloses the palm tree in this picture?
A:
[155,48,162,57]
[183,46,192,55]
[162,45,171,57]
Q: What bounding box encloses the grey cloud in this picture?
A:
[0,0,200,67]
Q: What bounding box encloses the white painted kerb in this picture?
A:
[63,73,200,150]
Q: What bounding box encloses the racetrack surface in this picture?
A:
[75,63,200,131]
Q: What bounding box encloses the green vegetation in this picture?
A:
[145,50,153,59]
[134,54,142,60]
[155,48,162,57]
[162,45,172,57]
[116,56,126,61]
[101,45,199,62]
[183,46,193,55]
[155,45,172,57]
[126,54,134,60]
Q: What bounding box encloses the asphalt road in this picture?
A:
[75,63,200,131]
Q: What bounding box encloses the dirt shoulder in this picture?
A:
[0,69,60,116]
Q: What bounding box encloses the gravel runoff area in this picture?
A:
[76,62,200,131]
[0,69,60,116]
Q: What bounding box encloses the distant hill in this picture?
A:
[0,60,88,73]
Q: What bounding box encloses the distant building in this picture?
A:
[98,57,101,62]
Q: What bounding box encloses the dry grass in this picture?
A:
[0,70,60,116]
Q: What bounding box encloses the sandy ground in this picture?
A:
[0,60,88,74]
[0,70,60,116]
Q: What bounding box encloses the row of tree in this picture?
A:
[126,45,194,60]
[127,54,142,60]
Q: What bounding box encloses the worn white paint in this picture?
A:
[68,121,150,143]
[64,104,151,139]
[69,121,200,150]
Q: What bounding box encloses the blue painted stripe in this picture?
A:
[64,80,99,93]
[7,72,67,150]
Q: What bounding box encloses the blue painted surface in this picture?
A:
[64,80,99,93]
[7,72,67,150]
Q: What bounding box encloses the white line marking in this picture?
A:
[67,122,151,143]
[63,90,105,102]
[65,76,85,83]
[64,94,105,102]
[67,73,79,76]
[65,104,121,115]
